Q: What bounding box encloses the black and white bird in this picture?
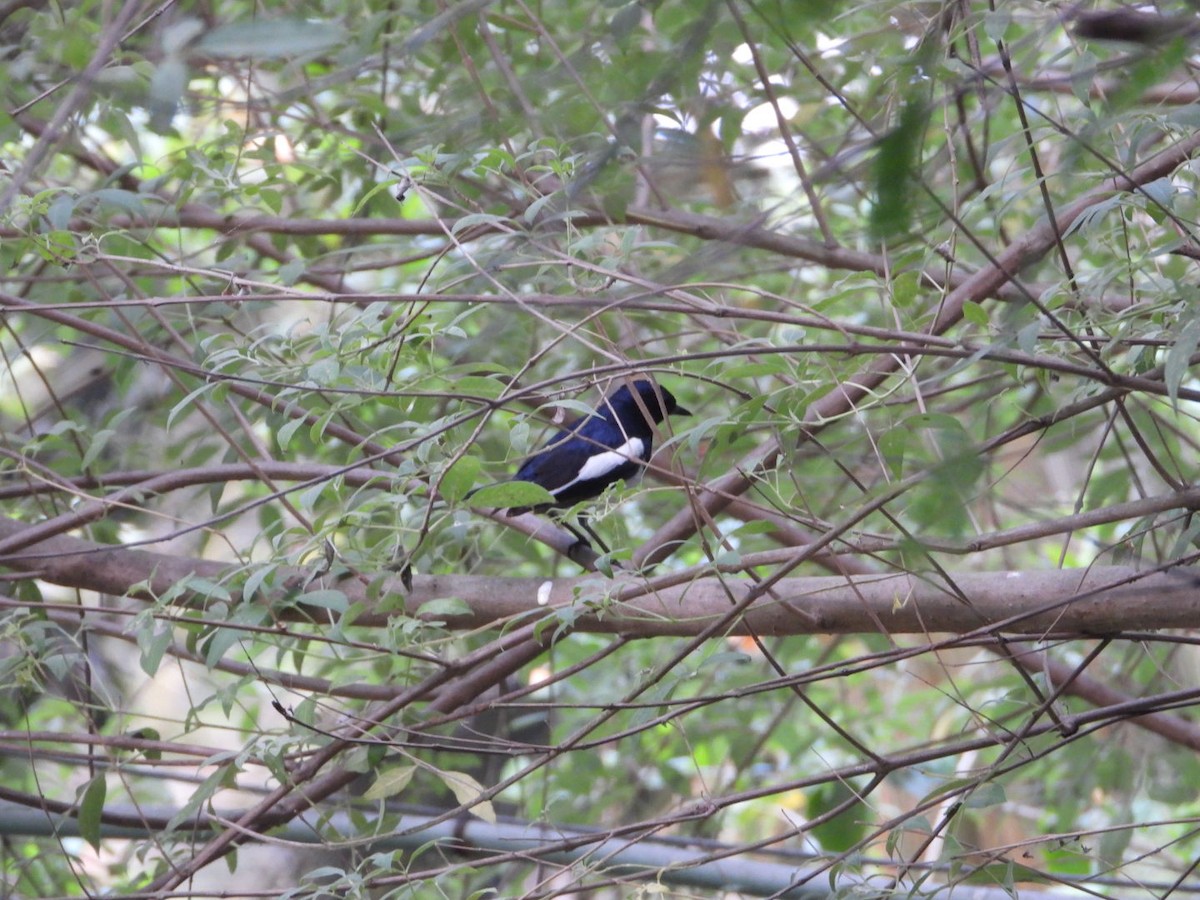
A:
[503,379,691,516]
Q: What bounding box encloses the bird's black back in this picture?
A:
[508,380,687,512]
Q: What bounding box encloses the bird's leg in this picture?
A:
[558,517,598,555]
[575,511,612,556]
[554,511,611,557]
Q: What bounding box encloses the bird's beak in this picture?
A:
[675,404,693,417]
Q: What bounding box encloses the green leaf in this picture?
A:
[958,859,1047,887]
[468,481,555,510]
[1061,194,1123,240]
[964,781,1006,808]
[879,423,911,478]
[242,565,278,602]
[277,259,305,285]
[450,212,512,235]
[46,192,76,231]
[81,422,123,470]
[1044,842,1091,876]
[416,596,472,619]
[148,57,189,131]
[203,627,250,668]
[962,300,988,327]
[91,188,147,217]
[628,677,681,730]
[807,780,866,853]
[720,360,789,379]
[699,650,752,669]
[161,17,205,54]
[181,576,232,603]
[342,746,371,775]
[884,413,984,536]
[436,769,496,823]
[1106,36,1189,110]
[363,765,416,801]
[890,271,920,308]
[194,20,346,58]
[440,456,481,502]
[1165,313,1200,405]
[1141,176,1175,213]
[870,100,928,240]
[276,416,306,451]
[351,178,408,216]
[455,375,508,400]
[126,727,162,761]
[168,382,216,429]
[138,622,173,677]
[294,589,349,613]
[982,8,1011,42]
[166,764,237,833]
[77,775,107,851]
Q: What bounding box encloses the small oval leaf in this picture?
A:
[438,769,496,823]
[469,481,555,510]
[363,765,416,801]
[78,775,107,851]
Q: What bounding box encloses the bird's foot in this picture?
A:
[565,539,629,574]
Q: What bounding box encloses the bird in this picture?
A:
[501,379,691,518]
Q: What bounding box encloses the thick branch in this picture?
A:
[1,516,1195,636]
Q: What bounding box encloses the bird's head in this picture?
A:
[610,379,692,425]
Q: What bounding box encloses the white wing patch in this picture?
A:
[550,437,645,496]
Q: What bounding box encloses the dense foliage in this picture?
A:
[3,1,1200,897]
